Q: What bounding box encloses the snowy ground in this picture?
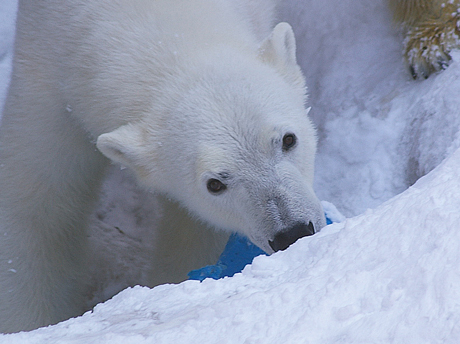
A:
[1,0,460,342]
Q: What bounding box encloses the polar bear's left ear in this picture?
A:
[96,124,146,169]
[258,22,305,89]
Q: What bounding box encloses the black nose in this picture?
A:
[269,222,315,252]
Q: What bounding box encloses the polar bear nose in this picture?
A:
[269,222,315,252]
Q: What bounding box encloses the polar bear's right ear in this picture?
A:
[258,22,305,89]
[96,124,145,169]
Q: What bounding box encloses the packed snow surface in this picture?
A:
[3,150,460,343]
[1,0,460,342]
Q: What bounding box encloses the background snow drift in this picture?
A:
[1,0,460,342]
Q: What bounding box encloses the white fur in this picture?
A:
[0,0,324,332]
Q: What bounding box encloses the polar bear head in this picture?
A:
[97,23,326,253]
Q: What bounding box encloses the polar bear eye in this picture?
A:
[207,178,227,194]
[282,133,296,151]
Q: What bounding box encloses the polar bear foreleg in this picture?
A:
[0,73,108,332]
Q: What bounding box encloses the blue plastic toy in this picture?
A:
[188,214,333,281]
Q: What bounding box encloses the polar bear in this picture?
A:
[0,0,325,333]
[389,0,460,79]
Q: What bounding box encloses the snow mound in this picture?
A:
[3,146,460,343]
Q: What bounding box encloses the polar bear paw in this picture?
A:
[403,4,460,79]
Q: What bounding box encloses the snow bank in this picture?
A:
[3,144,460,343]
[281,0,460,217]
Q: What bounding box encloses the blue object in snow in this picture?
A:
[188,214,333,281]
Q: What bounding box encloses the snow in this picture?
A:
[4,152,460,343]
[1,0,460,342]
[280,0,460,216]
